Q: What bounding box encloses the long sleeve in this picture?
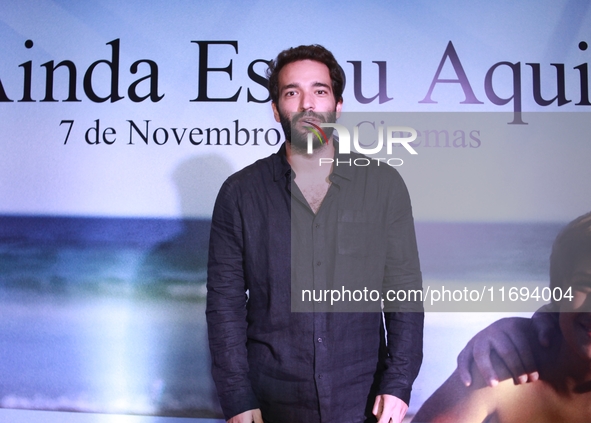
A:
[206,179,259,419]
[379,169,424,404]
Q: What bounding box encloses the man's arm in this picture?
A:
[206,179,260,420]
[378,170,424,417]
[456,304,560,387]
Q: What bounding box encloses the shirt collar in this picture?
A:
[330,140,354,181]
[272,142,291,182]
[272,139,355,182]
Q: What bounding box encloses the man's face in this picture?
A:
[272,59,342,153]
[559,253,591,361]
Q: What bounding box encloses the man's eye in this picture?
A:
[285,91,296,97]
[317,90,327,95]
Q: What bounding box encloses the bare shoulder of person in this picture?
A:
[413,349,559,423]
[412,353,515,423]
[412,369,496,422]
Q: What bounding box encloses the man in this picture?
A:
[206,45,424,423]
[413,211,591,423]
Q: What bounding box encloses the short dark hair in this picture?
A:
[550,211,591,303]
[267,44,345,105]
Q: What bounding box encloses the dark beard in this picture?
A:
[279,110,336,154]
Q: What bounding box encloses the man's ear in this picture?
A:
[336,100,343,119]
[272,102,281,123]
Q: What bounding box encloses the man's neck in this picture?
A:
[286,139,335,214]
[286,138,334,180]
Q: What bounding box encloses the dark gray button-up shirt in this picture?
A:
[207,142,423,423]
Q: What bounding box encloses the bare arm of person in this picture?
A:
[412,358,513,423]
[412,369,494,423]
[456,304,560,387]
[413,347,533,423]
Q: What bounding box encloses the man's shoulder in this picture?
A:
[224,149,285,189]
[213,153,278,211]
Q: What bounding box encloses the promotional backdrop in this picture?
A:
[1,0,590,421]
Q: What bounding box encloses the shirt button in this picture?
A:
[317,337,323,343]
[316,261,321,266]
[318,374,323,379]
[315,223,320,228]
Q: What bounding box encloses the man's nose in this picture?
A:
[300,91,315,111]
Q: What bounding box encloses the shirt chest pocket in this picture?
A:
[337,209,386,257]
